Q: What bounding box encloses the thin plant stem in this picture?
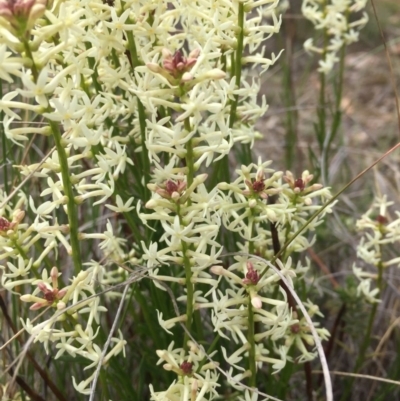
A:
[184,118,194,188]
[0,80,9,194]
[247,214,256,387]
[316,0,328,182]
[22,38,82,274]
[179,212,194,351]
[247,300,256,388]
[48,120,83,273]
[210,2,246,188]
[229,2,245,129]
[125,28,151,201]
[321,40,347,184]
[181,119,195,349]
[279,10,298,171]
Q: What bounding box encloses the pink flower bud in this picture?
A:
[0,0,48,36]
[251,296,262,309]
[181,72,193,82]
[0,217,10,232]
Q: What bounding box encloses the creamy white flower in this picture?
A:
[302,0,368,73]
[105,195,135,213]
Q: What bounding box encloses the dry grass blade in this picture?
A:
[314,370,400,386]
[249,254,333,401]
[88,283,130,401]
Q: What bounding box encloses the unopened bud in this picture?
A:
[210,265,225,275]
[251,295,262,309]
[217,182,230,190]
[249,199,257,208]
[146,63,163,74]
[145,199,157,209]
[188,48,200,59]
[204,68,226,80]
[57,301,66,310]
[163,363,173,371]
[181,72,193,82]
[0,0,48,36]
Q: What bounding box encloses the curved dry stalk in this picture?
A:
[88,284,130,401]
[316,370,400,387]
[252,254,333,401]
[374,316,400,357]
[269,142,400,268]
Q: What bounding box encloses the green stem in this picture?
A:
[247,300,256,387]
[318,0,329,183]
[48,120,82,273]
[22,39,39,80]
[229,2,245,129]
[232,2,252,167]
[321,42,346,184]
[125,28,151,201]
[248,213,255,255]
[176,111,195,348]
[22,38,82,274]
[0,80,9,194]
[184,118,194,188]
[334,44,346,112]
[278,20,298,171]
[318,63,326,151]
[177,205,194,351]
[209,2,246,189]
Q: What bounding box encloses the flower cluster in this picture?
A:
[219,161,334,256]
[0,0,336,399]
[302,0,368,73]
[353,196,400,303]
[0,188,127,394]
[150,341,220,401]
[207,162,333,379]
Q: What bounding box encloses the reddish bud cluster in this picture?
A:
[180,361,193,375]
[243,262,260,285]
[294,178,305,192]
[376,215,387,225]
[162,48,200,78]
[32,281,66,310]
[156,179,187,200]
[252,180,265,193]
[0,217,11,231]
[165,180,179,196]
